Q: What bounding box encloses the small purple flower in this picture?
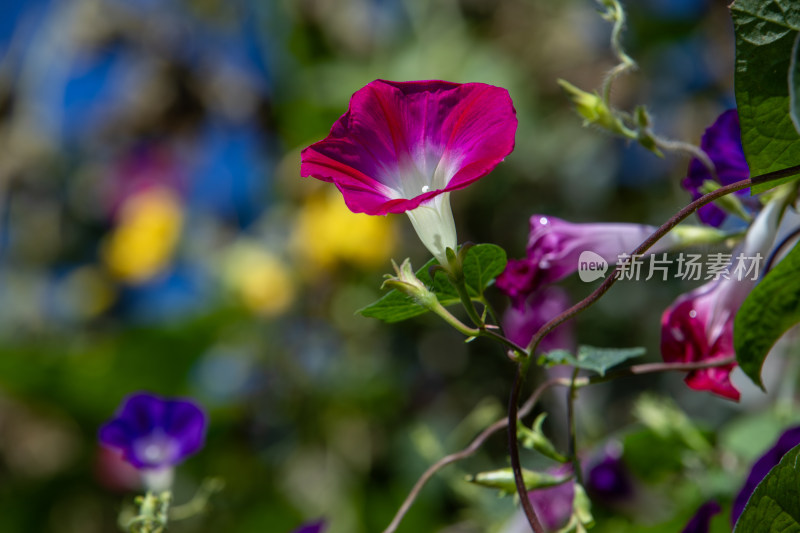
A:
[731,427,800,527]
[292,520,326,533]
[498,215,674,307]
[683,110,751,227]
[682,500,721,533]
[99,392,207,471]
[301,79,517,266]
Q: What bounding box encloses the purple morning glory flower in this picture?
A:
[682,500,721,533]
[731,426,800,527]
[292,520,325,533]
[497,214,675,307]
[683,109,751,227]
[585,453,633,504]
[98,392,207,471]
[301,79,517,266]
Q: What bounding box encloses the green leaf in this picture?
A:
[462,243,507,297]
[734,242,800,389]
[357,258,460,323]
[792,33,800,134]
[731,0,800,192]
[733,442,800,532]
[357,244,506,323]
[539,345,646,376]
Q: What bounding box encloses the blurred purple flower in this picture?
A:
[683,110,751,227]
[98,392,207,470]
[502,286,574,352]
[731,426,800,527]
[292,520,325,533]
[682,500,721,533]
[497,215,672,307]
[585,453,633,504]
[301,79,517,265]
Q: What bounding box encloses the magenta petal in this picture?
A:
[660,282,740,401]
[301,79,517,215]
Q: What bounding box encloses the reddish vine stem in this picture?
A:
[510,163,800,532]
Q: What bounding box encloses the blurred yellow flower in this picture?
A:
[221,242,295,316]
[292,191,396,270]
[102,187,183,284]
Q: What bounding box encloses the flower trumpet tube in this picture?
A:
[301,79,517,267]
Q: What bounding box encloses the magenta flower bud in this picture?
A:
[683,109,752,227]
[98,392,207,476]
[301,79,517,266]
[660,201,784,401]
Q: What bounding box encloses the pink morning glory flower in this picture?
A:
[301,79,517,266]
[98,392,207,489]
[683,109,752,227]
[660,200,785,401]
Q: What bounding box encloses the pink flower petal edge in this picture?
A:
[300,79,517,216]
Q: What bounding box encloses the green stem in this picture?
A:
[453,277,484,327]
[508,361,546,533]
[567,367,582,486]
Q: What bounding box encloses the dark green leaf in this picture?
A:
[462,243,507,297]
[791,33,800,134]
[734,242,800,389]
[539,345,646,376]
[733,442,800,532]
[731,0,800,192]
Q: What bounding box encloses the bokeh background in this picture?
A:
[0,0,785,532]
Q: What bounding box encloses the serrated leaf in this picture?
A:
[733,442,800,532]
[731,0,800,193]
[734,242,800,389]
[462,243,507,297]
[539,345,646,376]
